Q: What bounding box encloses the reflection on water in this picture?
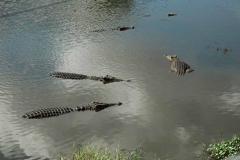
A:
[0,0,70,19]
[219,84,240,115]
[0,0,240,159]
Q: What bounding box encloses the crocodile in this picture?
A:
[49,72,131,84]
[112,26,134,31]
[91,26,134,32]
[22,102,122,119]
[143,15,151,17]
[167,13,178,17]
[164,54,194,76]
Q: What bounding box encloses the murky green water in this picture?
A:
[0,0,240,159]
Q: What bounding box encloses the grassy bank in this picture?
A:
[207,135,240,160]
[54,143,147,160]
[52,135,240,160]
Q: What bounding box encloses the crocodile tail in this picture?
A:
[22,107,74,119]
[50,72,88,80]
[174,61,190,76]
[91,29,107,32]
[87,76,101,81]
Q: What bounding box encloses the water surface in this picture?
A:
[0,0,240,159]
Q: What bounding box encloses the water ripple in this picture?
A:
[1,0,240,160]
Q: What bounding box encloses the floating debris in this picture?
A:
[215,45,232,54]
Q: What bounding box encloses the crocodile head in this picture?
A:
[186,69,194,73]
[117,102,122,105]
[164,54,179,62]
[117,26,134,31]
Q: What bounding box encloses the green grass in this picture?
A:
[207,135,240,160]
[53,143,145,160]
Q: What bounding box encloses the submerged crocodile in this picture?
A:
[91,26,134,32]
[49,72,131,84]
[22,102,122,119]
[164,54,194,76]
[112,26,134,31]
[167,13,178,17]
